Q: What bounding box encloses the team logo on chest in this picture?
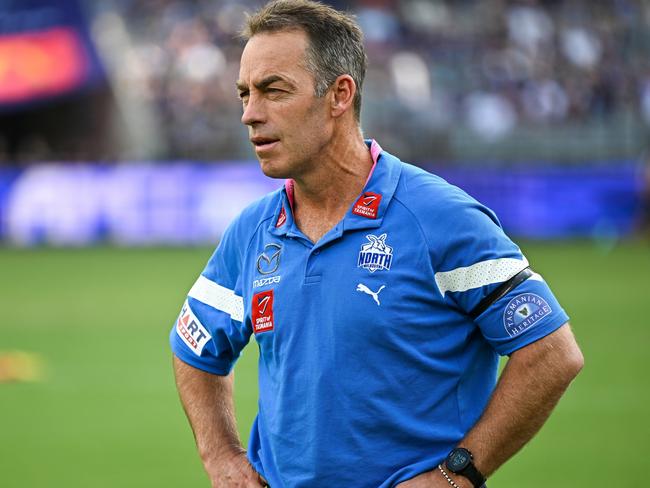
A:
[357,233,393,273]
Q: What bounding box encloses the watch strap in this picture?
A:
[445,448,487,488]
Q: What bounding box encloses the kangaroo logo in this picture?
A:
[356,283,386,306]
[357,233,393,273]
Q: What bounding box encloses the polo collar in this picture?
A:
[269,139,402,237]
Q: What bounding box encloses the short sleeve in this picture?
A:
[431,192,569,355]
[473,274,569,355]
[169,221,253,375]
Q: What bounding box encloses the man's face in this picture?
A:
[237,30,332,179]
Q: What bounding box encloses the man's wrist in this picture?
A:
[444,447,486,488]
[435,465,473,488]
[202,446,246,472]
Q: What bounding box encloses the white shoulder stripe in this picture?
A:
[435,257,529,296]
[188,275,244,322]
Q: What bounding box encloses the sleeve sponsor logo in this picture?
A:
[358,233,393,273]
[503,293,552,337]
[176,300,212,355]
[252,290,274,334]
[352,192,382,219]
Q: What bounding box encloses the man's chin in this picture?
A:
[258,159,291,180]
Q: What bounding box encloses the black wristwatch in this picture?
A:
[445,447,486,488]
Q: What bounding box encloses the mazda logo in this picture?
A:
[256,243,282,275]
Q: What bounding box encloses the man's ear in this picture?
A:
[330,74,356,118]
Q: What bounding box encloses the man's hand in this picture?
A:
[395,467,471,488]
[206,451,268,488]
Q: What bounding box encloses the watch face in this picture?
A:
[447,448,471,472]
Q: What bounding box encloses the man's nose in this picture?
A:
[241,95,265,126]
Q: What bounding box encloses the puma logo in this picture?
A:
[356,283,385,306]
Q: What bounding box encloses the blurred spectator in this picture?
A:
[3,0,649,163]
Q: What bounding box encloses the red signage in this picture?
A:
[0,27,89,104]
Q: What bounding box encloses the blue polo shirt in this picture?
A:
[170,140,569,487]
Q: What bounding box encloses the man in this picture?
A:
[170,1,584,487]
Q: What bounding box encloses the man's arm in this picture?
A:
[399,323,584,487]
[459,322,584,479]
[173,356,266,488]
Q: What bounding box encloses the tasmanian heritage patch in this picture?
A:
[503,293,551,337]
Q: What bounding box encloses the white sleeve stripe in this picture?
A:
[529,272,544,282]
[188,275,244,322]
[435,257,529,295]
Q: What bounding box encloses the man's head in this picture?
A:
[241,0,366,122]
[237,0,367,179]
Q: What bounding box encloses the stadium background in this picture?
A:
[0,0,648,486]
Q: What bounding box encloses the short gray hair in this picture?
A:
[241,0,367,121]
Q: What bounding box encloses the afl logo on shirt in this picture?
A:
[358,233,393,273]
[252,290,275,334]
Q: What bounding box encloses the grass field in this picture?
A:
[0,242,648,487]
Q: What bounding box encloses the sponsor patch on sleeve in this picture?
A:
[503,293,552,337]
[252,290,274,334]
[176,299,212,355]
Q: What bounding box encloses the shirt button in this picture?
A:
[313,249,320,255]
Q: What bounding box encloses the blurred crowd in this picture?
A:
[23,0,650,162]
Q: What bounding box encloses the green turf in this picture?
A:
[0,242,647,487]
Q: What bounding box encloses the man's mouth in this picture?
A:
[251,137,280,151]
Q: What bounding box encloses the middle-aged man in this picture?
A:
[170,1,584,487]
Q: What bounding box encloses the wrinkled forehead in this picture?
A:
[239,29,312,82]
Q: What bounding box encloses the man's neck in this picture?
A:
[291,131,373,243]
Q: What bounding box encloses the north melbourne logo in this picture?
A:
[358,233,393,273]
